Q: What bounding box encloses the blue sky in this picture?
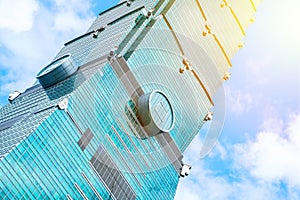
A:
[0,0,299,199]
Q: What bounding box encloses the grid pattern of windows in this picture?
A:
[91,144,136,200]
[126,48,210,151]
[54,2,152,67]
[87,0,155,32]
[119,0,260,151]
[1,110,111,199]
[0,54,108,158]
[68,65,179,199]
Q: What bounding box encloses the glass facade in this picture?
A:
[0,0,261,199]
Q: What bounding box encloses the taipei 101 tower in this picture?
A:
[0,0,260,199]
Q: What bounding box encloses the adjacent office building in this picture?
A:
[0,0,260,199]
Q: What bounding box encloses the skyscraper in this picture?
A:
[0,0,260,199]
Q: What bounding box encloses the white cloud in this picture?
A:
[226,88,255,115]
[175,113,300,200]
[214,142,227,160]
[53,0,95,33]
[53,10,93,33]
[243,55,273,86]
[175,155,282,200]
[235,113,300,188]
[54,0,93,13]
[0,0,39,32]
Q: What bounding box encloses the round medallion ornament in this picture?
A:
[37,54,78,88]
[138,90,175,137]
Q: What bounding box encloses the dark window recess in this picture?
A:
[77,128,94,151]
[124,100,150,139]
[33,105,55,115]
[0,114,27,131]
[91,144,136,200]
